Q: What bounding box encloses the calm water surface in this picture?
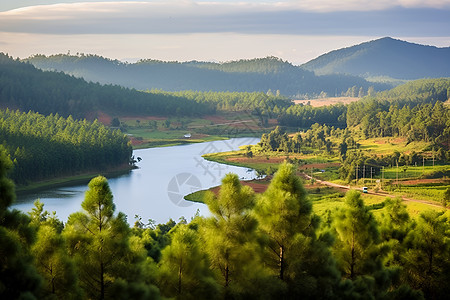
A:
[13,138,259,224]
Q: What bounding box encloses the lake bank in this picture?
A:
[14,134,255,194]
[15,164,134,196]
[12,138,260,224]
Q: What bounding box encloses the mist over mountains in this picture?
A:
[23,37,450,97]
[25,55,382,98]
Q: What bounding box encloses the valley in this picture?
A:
[1,34,450,300]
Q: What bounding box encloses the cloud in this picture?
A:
[287,0,450,12]
[3,1,450,13]
[0,31,382,64]
[0,1,449,36]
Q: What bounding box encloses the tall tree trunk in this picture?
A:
[225,263,229,287]
[178,258,182,296]
[427,249,433,276]
[350,231,355,280]
[50,265,55,294]
[100,261,104,300]
[279,245,284,280]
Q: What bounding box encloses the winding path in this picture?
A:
[302,173,446,209]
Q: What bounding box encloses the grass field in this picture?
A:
[292,97,360,107]
[381,164,450,180]
[358,137,430,155]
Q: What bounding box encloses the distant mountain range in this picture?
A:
[22,37,449,95]
[24,55,383,97]
[301,37,450,80]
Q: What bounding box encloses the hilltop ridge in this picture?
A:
[301,37,450,80]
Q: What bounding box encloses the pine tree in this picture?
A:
[332,190,381,279]
[254,162,343,298]
[64,176,160,300]
[201,173,269,298]
[29,200,81,299]
[379,197,412,267]
[403,210,450,299]
[254,162,311,281]
[0,145,43,299]
[158,224,219,299]
[332,190,419,299]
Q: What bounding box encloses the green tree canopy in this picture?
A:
[64,176,160,300]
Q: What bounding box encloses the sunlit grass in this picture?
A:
[357,137,429,155]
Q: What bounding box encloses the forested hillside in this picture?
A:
[265,78,450,183]
[155,90,292,122]
[0,109,132,184]
[301,37,450,80]
[346,78,450,143]
[0,53,214,118]
[278,78,450,131]
[375,78,450,103]
[25,54,384,97]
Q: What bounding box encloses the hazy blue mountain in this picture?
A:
[301,37,450,80]
[25,55,385,97]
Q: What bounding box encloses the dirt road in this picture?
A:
[303,173,446,209]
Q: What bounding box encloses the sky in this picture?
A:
[0,1,449,64]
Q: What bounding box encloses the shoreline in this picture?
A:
[15,136,259,196]
[131,133,259,149]
[15,165,134,196]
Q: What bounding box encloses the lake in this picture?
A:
[12,137,260,224]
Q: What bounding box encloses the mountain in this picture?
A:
[25,55,386,97]
[0,53,212,118]
[301,37,450,80]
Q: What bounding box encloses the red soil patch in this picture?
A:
[202,115,261,129]
[243,181,269,193]
[373,139,387,144]
[390,137,407,144]
[226,156,340,170]
[228,156,287,164]
[121,116,166,121]
[84,111,112,125]
[400,178,449,185]
[203,115,228,123]
[96,111,112,125]
[209,180,269,195]
[298,163,340,170]
[129,136,145,146]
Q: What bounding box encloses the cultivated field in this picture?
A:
[292,97,360,107]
